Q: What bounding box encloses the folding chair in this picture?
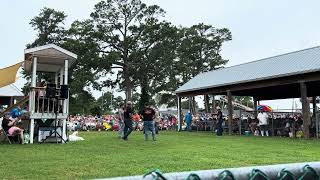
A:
[1,128,20,144]
[1,128,12,144]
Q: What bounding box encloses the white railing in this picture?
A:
[30,87,64,115]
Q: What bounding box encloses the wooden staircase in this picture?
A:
[0,96,29,117]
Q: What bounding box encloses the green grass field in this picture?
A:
[1,131,320,179]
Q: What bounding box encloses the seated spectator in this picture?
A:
[248,118,258,134]
[2,114,24,144]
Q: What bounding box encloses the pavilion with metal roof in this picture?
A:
[175,46,320,139]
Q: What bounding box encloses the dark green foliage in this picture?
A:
[27,7,67,48]
[26,1,232,111]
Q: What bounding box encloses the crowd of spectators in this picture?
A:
[181,110,318,138]
[67,113,178,132]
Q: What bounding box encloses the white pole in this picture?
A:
[60,68,64,86]
[110,89,113,111]
[62,60,68,142]
[64,60,68,85]
[29,56,37,144]
[177,96,181,131]
[55,72,58,85]
[101,91,104,114]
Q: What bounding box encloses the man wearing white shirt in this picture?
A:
[257,110,269,136]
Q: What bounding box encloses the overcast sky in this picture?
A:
[1,0,320,109]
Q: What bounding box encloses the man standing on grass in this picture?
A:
[140,103,156,141]
[216,106,223,136]
[122,101,134,141]
[258,110,269,136]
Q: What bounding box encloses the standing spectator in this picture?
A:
[171,116,177,130]
[140,103,156,141]
[122,101,134,141]
[154,108,160,134]
[184,111,192,131]
[258,110,269,136]
[118,103,125,138]
[215,107,223,136]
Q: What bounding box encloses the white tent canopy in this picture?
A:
[0,84,23,97]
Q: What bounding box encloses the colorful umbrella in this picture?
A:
[257,105,272,112]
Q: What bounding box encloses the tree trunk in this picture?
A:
[123,64,133,101]
[126,86,132,101]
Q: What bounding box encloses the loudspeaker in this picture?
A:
[60,85,68,99]
[46,84,56,98]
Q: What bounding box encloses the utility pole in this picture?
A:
[101,91,104,115]
[110,90,113,111]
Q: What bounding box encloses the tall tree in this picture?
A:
[27,7,67,48]
[157,24,232,108]
[131,22,179,109]
[97,91,114,113]
[177,23,231,83]
[89,0,166,101]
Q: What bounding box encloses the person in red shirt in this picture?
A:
[140,103,156,141]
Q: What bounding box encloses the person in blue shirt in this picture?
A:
[184,111,192,131]
[11,107,21,118]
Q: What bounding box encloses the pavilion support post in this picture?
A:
[239,109,242,135]
[212,95,216,113]
[227,91,233,135]
[300,82,311,139]
[188,97,192,114]
[253,98,258,120]
[312,97,318,138]
[177,96,182,132]
[29,56,37,144]
[204,94,209,113]
[191,96,196,114]
[271,111,274,136]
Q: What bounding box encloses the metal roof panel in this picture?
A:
[176,46,320,94]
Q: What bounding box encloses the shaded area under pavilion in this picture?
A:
[175,46,320,138]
